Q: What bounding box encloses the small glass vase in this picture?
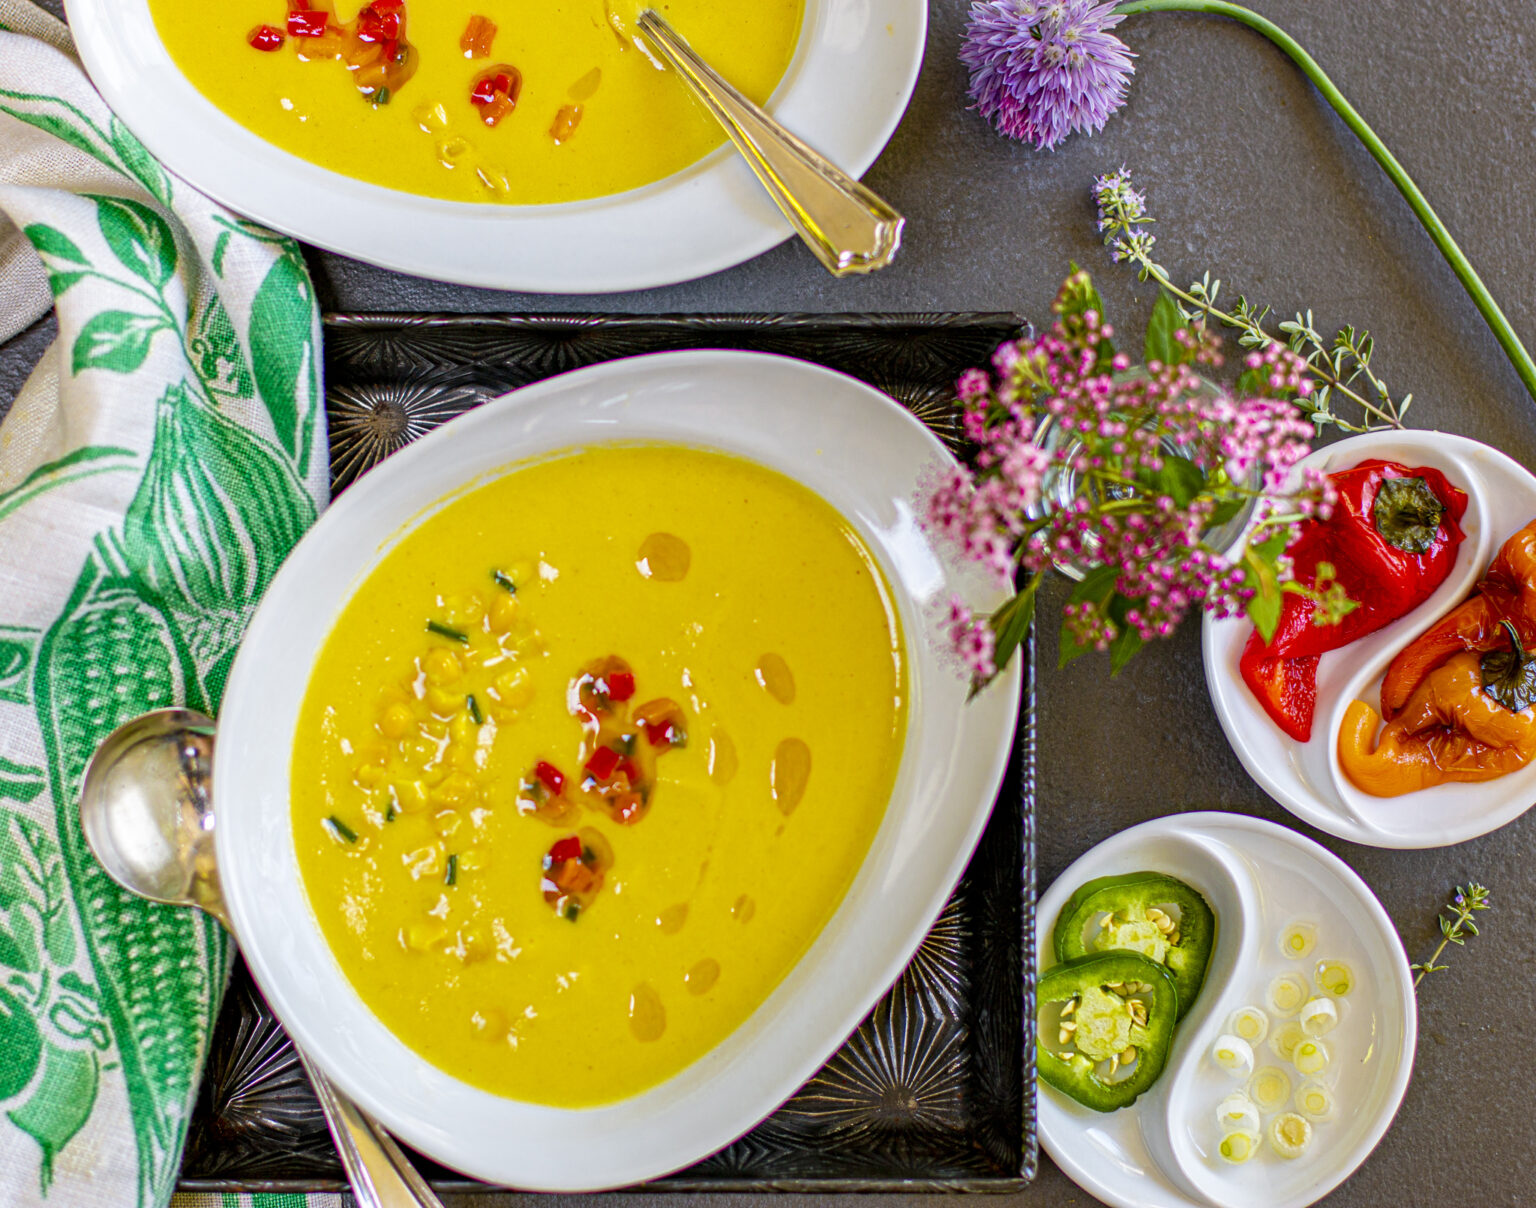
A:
[1024,373,1257,582]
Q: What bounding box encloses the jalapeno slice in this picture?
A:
[1037,951,1180,1112]
[1052,871,1215,1019]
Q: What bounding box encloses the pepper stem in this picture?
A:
[1112,0,1536,406]
[1499,620,1525,663]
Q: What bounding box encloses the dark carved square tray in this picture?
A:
[177,312,1038,1195]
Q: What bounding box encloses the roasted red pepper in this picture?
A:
[1241,460,1467,741]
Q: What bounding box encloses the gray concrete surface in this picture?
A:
[8,1,1535,1204]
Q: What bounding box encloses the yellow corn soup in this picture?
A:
[148,0,805,204]
[292,445,906,1105]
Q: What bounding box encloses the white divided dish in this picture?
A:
[1037,812,1415,1208]
[1204,429,1536,848]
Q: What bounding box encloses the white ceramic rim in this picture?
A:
[1036,811,1418,1208]
[214,350,1021,1189]
[62,0,926,293]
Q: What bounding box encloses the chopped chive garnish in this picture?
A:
[581,845,596,864]
[564,901,582,922]
[467,694,485,725]
[493,569,517,594]
[426,620,469,643]
[620,733,637,755]
[445,853,458,886]
[383,802,398,823]
[325,815,358,844]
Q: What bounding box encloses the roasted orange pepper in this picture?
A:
[1339,649,1536,796]
[1381,518,1536,717]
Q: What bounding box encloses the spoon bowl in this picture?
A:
[79,708,225,922]
[79,709,445,1208]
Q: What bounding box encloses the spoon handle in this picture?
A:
[297,1048,446,1208]
[636,9,903,277]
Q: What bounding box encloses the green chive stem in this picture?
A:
[326,815,358,844]
[493,569,517,594]
[427,620,469,643]
[445,853,459,886]
[1114,0,1536,405]
[467,694,485,725]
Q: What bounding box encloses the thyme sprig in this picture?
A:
[1412,882,1491,987]
[1095,170,1409,433]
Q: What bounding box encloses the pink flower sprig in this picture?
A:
[924,268,1334,689]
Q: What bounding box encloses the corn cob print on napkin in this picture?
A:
[0,3,329,1204]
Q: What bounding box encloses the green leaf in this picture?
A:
[1143,454,1206,509]
[1208,497,1247,527]
[1241,530,1291,642]
[0,445,139,525]
[248,250,319,465]
[1058,566,1118,669]
[71,311,167,376]
[211,230,231,278]
[22,223,87,268]
[88,194,177,288]
[45,271,86,299]
[0,95,106,165]
[984,588,1036,691]
[1106,593,1146,675]
[1144,289,1182,366]
[0,921,33,973]
[108,116,173,208]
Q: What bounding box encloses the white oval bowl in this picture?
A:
[63,0,926,293]
[214,350,1020,1189]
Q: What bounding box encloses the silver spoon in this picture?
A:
[79,708,444,1208]
[635,8,904,277]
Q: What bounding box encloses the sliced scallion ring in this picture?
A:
[1295,1080,1337,1122]
[1315,959,1354,997]
[1269,1020,1305,1063]
[1267,973,1308,1015]
[1247,1065,1291,1112]
[1228,1005,1269,1045]
[1298,995,1339,1037]
[1218,1129,1260,1164]
[1268,1111,1313,1159]
[1215,1093,1261,1135]
[1292,1038,1330,1076]
[1279,922,1318,960]
[1210,1033,1255,1077]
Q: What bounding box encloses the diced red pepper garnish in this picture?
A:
[287,9,330,37]
[585,745,621,781]
[548,836,583,865]
[248,24,285,50]
[642,720,677,749]
[615,758,641,786]
[534,760,566,796]
[469,64,523,126]
[607,670,636,702]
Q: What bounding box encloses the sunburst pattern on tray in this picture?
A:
[178,313,1035,1196]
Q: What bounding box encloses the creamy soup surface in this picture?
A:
[292,444,907,1105]
[147,0,805,204]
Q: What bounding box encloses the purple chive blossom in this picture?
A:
[961,0,1136,150]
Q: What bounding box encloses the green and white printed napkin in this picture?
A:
[0,4,340,1205]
